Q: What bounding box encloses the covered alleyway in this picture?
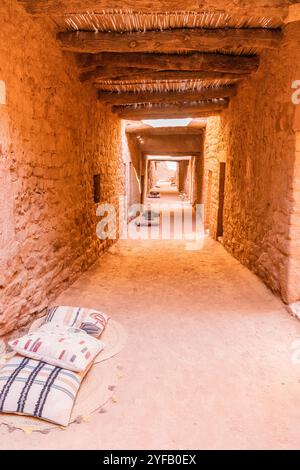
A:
[2,0,300,451]
[1,235,300,449]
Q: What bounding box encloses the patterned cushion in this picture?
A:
[9,324,104,372]
[43,306,109,338]
[0,355,83,426]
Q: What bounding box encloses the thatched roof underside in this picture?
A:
[94,79,237,93]
[52,10,283,32]
[19,2,291,117]
[49,10,281,95]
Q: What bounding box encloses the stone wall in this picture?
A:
[204,117,226,238]
[192,152,205,206]
[204,25,300,303]
[147,161,156,192]
[0,0,124,335]
[123,129,142,208]
[178,161,190,195]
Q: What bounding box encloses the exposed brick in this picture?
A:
[204,28,300,304]
[0,0,125,335]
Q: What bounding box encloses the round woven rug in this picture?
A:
[0,319,127,433]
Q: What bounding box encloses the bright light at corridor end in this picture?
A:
[166,162,177,171]
[142,118,193,128]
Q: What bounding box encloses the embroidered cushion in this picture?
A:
[0,355,82,426]
[9,324,104,372]
[43,306,109,337]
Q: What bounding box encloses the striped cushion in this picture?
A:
[44,306,109,338]
[0,356,82,426]
[9,325,104,372]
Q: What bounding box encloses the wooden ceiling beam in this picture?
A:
[98,85,237,105]
[18,0,289,18]
[118,111,222,120]
[81,67,153,82]
[144,150,202,156]
[92,69,248,83]
[113,100,228,120]
[126,126,205,136]
[58,28,282,54]
[78,52,259,74]
[146,156,193,160]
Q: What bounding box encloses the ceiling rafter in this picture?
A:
[57,28,282,54]
[113,99,229,119]
[18,1,289,115]
[98,85,237,106]
[18,0,290,18]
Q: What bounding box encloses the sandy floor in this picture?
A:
[148,182,185,204]
[2,211,300,449]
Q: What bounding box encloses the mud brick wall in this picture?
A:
[205,25,300,303]
[0,0,124,335]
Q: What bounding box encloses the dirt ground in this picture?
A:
[1,228,300,449]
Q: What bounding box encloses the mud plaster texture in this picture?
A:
[204,25,300,304]
[0,0,124,335]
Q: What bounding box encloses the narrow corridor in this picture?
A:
[2,0,300,452]
[2,235,300,450]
